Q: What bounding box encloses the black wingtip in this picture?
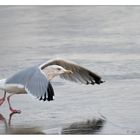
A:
[39,82,54,102]
[88,71,105,85]
[101,80,105,83]
[96,79,105,84]
[47,82,54,101]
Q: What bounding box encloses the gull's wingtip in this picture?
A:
[96,79,105,85]
[101,80,106,83]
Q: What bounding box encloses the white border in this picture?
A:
[0,0,140,5]
[1,135,140,140]
[0,1,140,139]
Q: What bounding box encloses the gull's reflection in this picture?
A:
[0,113,106,134]
[62,117,106,134]
[0,113,45,134]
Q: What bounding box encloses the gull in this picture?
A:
[0,59,105,113]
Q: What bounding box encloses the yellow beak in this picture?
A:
[65,70,73,74]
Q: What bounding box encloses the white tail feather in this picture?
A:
[0,79,6,89]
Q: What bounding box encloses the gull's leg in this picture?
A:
[0,91,6,106]
[7,94,21,114]
[0,113,5,122]
[8,112,17,126]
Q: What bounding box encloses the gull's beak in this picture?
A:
[64,70,73,74]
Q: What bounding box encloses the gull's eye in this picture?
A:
[57,68,61,71]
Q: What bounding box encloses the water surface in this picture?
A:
[0,6,140,134]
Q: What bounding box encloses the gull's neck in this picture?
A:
[42,69,58,81]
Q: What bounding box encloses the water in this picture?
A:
[0,6,140,134]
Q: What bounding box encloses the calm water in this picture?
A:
[0,6,140,134]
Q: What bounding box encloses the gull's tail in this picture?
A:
[0,79,6,90]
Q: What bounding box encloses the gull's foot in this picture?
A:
[10,108,21,114]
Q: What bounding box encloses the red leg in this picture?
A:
[8,112,17,126]
[0,114,5,122]
[0,91,6,106]
[7,94,21,114]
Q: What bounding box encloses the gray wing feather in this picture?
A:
[6,66,54,101]
[6,66,36,86]
[41,59,104,85]
[25,69,47,99]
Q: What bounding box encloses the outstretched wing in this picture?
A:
[40,59,104,85]
[25,68,54,101]
[6,66,54,101]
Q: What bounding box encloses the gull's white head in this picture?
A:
[42,65,73,80]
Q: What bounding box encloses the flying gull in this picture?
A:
[0,59,105,113]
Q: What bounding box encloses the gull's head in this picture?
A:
[42,65,73,80]
[50,65,73,75]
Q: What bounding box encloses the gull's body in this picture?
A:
[0,79,25,94]
[0,58,104,113]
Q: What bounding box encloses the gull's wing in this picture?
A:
[40,59,104,85]
[6,66,54,101]
[25,68,54,101]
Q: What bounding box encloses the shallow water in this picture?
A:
[0,6,140,134]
